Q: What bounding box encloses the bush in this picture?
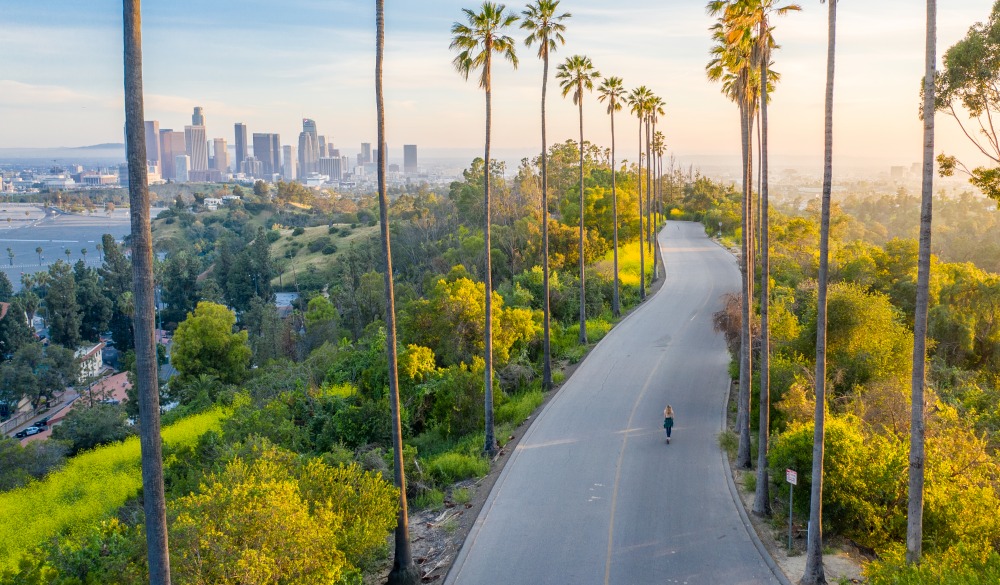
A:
[865,543,1000,585]
[292,226,305,236]
[426,452,489,484]
[496,389,544,426]
[322,244,337,255]
[308,236,332,253]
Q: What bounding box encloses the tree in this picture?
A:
[0,343,76,411]
[627,86,652,299]
[521,0,569,391]
[45,261,82,349]
[646,95,664,257]
[907,0,937,565]
[160,251,199,328]
[172,301,251,386]
[598,76,625,317]
[35,246,42,266]
[376,4,419,582]
[801,1,838,583]
[100,234,135,351]
[0,271,13,303]
[124,3,172,578]
[935,1,1000,203]
[557,54,600,344]
[75,261,112,343]
[450,0,519,457]
[51,403,134,455]
[243,296,286,366]
[0,297,34,359]
[6,247,12,267]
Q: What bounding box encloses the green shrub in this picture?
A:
[322,244,337,255]
[865,543,1000,585]
[451,487,472,505]
[413,489,444,510]
[426,452,489,484]
[496,389,544,426]
[292,226,305,236]
[307,236,332,253]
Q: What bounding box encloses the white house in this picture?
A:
[75,342,105,383]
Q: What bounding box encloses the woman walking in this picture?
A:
[663,404,674,444]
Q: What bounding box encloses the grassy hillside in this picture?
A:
[270,223,378,288]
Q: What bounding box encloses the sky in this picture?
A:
[0,0,996,172]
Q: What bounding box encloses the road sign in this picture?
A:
[786,469,797,485]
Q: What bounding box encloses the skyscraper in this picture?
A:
[175,155,190,182]
[298,118,319,179]
[252,133,281,178]
[192,106,205,126]
[184,125,208,171]
[213,138,229,173]
[282,145,297,181]
[144,120,161,169]
[234,123,248,172]
[361,142,372,164]
[319,135,327,159]
[319,157,342,182]
[404,144,418,174]
[160,129,185,180]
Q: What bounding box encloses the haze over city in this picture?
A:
[1,0,995,174]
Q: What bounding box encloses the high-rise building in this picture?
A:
[282,145,297,181]
[144,120,161,169]
[252,133,281,178]
[361,142,372,164]
[298,118,320,179]
[319,135,327,159]
[329,148,340,159]
[319,157,342,182]
[159,129,185,180]
[404,144,418,174]
[175,154,190,182]
[241,157,262,178]
[184,125,208,171]
[213,138,229,173]
[192,106,205,126]
[234,123,248,172]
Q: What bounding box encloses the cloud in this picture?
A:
[0,80,115,108]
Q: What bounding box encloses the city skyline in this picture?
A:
[0,1,995,173]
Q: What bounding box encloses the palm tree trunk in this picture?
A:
[645,117,652,260]
[753,29,772,517]
[637,119,645,300]
[123,2,171,583]
[736,101,753,471]
[907,0,936,566]
[483,54,497,458]
[378,4,419,583]
[578,88,587,344]
[541,49,553,391]
[611,106,620,318]
[802,2,837,583]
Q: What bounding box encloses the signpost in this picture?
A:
[786,469,797,551]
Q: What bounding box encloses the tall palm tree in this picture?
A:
[123,1,171,582]
[801,1,837,583]
[707,0,759,471]
[6,247,12,267]
[907,0,936,566]
[35,246,43,266]
[627,86,652,300]
[521,0,570,391]
[557,54,601,344]
[378,3,419,582]
[598,76,625,317]
[450,1,519,457]
[724,0,801,519]
[646,96,664,259]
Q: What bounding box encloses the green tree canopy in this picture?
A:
[172,301,251,386]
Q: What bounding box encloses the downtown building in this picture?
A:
[234,123,248,173]
[252,133,281,179]
[298,118,320,178]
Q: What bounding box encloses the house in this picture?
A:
[203,197,223,210]
[75,342,106,383]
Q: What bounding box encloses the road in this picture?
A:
[445,221,782,585]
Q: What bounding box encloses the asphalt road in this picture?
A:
[445,221,782,585]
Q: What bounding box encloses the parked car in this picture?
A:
[34,417,50,427]
[14,426,42,439]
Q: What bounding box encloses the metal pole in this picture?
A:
[788,483,793,551]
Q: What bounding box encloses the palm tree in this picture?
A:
[36,246,42,265]
[724,0,801,519]
[6,247,12,267]
[557,54,601,344]
[598,76,625,317]
[378,3,419,582]
[81,247,88,263]
[627,86,652,300]
[646,96,664,259]
[64,248,71,262]
[707,0,759,471]
[801,1,838,583]
[123,2,171,582]
[907,0,936,566]
[96,242,103,263]
[450,1,519,457]
[521,0,570,391]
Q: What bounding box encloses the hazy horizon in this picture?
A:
[1,0,995,174]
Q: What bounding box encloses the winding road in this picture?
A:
[445,221,783,585]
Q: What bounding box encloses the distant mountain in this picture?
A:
[78,143,125,150]
[0,144,125,163]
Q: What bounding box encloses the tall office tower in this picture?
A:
[356,153,363,166]
[242,157,262,178]
[318,135,327,159]
[404,144,418,174]
[282,145,297,181]
[341,155,349,175]
[144,120,161,168]
[212,138,229,172]
[175,155,190,182]
[184,125,209,171]
[159,129,185,180]
[329,148,341,159]
[252,133,281,178]
[318,157,342,182]
[361,142,372,164]
[234,123,248,172]
[297,118,320,178]
[192,106,205,126]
